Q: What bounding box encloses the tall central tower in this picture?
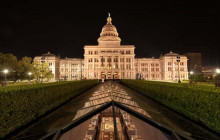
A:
[84,14,135,79]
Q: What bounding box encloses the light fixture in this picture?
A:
[216,69,220,74]
[3,69,9,74]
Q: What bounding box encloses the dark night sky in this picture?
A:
[0,0,219,66]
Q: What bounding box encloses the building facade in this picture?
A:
[34,14,188,81]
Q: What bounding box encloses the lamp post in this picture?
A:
[189,71,194,84]
[176,56,181,83]
[3,69,9,81]
[41,57,45,83]
[216,68,220,87]
[28,72,32,82]
[189,71,194,78]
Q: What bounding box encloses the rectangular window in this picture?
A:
[126,64,131,70]
[88,58,93,62]
[107,58,111,62]
[101,57,105,62]
[115,64,118,69]
[94,58,99,62]
[168,67,172,71]
[126,58,131,62]
[126,51,130,54]
[121,64,124,70]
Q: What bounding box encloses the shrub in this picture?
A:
[120,79,220,133]
[0,80,98,138]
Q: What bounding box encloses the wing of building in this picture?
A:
[34,14,188,81]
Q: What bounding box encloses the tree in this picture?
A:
[0,52,54,83]
[19,57,33,78]
[44,71,54,82]
[13,57,33,81]
[32,61,54,82]
[0,53,18,81]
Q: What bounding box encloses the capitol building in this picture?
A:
[34,14,188,81]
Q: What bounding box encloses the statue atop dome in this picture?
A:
[107,13,112,24]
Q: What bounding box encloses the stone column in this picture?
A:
[118,56,120,69]
[111,56,113,70]
[124,57,127,78]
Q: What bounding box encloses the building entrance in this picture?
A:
[107,72,112,79]
[101,71,119,79]
[113,72,119,79]
[101,72,106,80]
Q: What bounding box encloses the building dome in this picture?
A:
[98,13,121,43]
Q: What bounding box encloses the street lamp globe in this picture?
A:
[190,71,194,75]
[28,72,32,76]
[216,69,220,74]
[3,69,9,74]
